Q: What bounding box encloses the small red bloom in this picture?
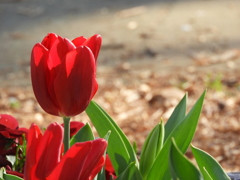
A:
[0,114,28,171]
[24,122,107,180]
[0,114,18,130]
[31,33,102,117]
[0,114,27,139]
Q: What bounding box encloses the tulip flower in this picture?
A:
[31,33,102,117]
[24,122,107,180]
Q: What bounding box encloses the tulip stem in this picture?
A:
[63,116,71,153]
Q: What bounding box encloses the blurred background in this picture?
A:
[1,0,240,171]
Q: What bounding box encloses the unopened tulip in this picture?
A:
[31,33,101,117]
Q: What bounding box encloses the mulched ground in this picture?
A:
[1,63,240,172]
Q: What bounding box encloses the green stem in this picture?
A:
[63,116,71,153]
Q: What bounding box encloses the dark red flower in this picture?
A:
[0,114,28,171]
[31,33,102,117]
[0,114,18,129]
[0,114,27,139]
[0,114,28,154]
[24,122,107,180]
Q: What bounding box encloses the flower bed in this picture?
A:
[0,33,238,179]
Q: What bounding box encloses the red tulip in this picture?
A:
[24,122,107,180]
[31,33,102,117]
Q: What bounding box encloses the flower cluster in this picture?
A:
[0,33,232,180]
[24,122,107,180]
[1,34,112,180]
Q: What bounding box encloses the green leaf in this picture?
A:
[132,141,137,154]
[86,101,138,175]
[140,121,164,179]
[191,145,231,180]
[96,131,111,180]
[70,123,94,146]
[0,168,4,180]
[169,138,203,180]
[146,91,206,180]
[202,167,213,180]
[164,94,187,142]
[103,131,111,141]
[3,173,23,180]
[116,162,143,180]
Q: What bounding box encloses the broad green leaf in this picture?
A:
[140,122,164,179]
[164,94,187,141]
[116,162,143,180]
[191,145,230,180]
[202,167,213,180]
[70,123,94,146]
[86,101,138,175]
[146,91,206,180]
[3,173,23,180]
[132,141,137,154]
[169,138,203,180]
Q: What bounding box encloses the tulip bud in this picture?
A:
[31,33,102,117]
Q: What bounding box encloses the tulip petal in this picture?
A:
[105,154,115,175]
[41,33,58,50]
[82,34,101,98]
[79,139,107,180]
[46,141,92,180]
[48,37,76,70]
[31,43,60,116]
[72,36,87,47]
[83,34,102,61]
[34,123,63,179]
[88,156,105,180]
[91,77,98,99]
[54,46,96,117]
[45,37,76,115]
[24,124,42,180]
